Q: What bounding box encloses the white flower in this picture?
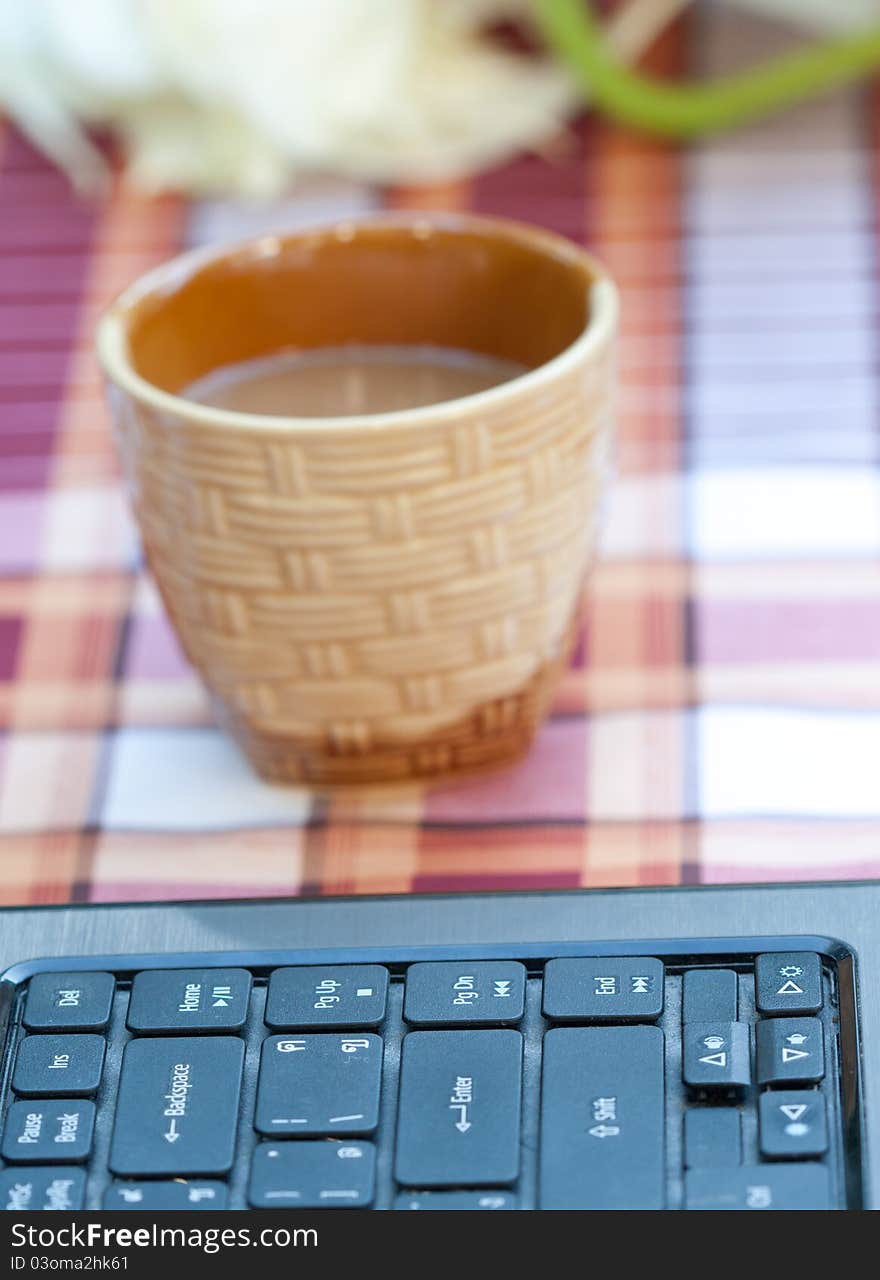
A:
[0,0,575,195]
[1,0,874,195]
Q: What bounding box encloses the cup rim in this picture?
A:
[96,212,618,435]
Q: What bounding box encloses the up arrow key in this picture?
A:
[698,1051,727,1068]
[683,1022,750,1091]
[776,980,804,996]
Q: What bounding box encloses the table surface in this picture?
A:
[1,12,879,907]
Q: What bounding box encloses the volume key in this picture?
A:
[683,1022,751,1091]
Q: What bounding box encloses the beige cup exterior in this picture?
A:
[98,216,617,786]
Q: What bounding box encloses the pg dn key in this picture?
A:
[404,963,525,1026]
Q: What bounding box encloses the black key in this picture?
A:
[24,971,114,1032]
[682,1022,750,1091]
[104,1182,227,1210]
[127,968,251,1034]
[682,970,738,1022]
[249,1142,375,1208]
[539,1025,665,1209]
[685,1164,831,1210]
[395,1030,522,1187]
[13,1034,105,1097]
[759,1092,828,1160]
[1,1100,94,1164]
[404,962,525,1026]
[543,957,664,1022]
[756,1018,824,1085]
[265,966,388,1030]
[755,953,822,1016]
[255,1033,382,1136]
[684,1109,741,1168]
[395,1191,517,1210]
[110,1036,244,1176]
[0,1168,86,1211]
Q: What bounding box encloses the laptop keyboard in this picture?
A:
[0,942,861,1210]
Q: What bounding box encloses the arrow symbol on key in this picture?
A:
[698,1051,728,1067]
[163,1119,181,1143]
[450,1104,471,1133]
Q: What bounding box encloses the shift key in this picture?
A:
[395,1030,522,1186]
[110,1037,244,1177]
[540,1026,665,1209]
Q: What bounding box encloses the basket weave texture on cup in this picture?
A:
[112,348,613,785]
[102,217,617,786]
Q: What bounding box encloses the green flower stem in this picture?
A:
[533,0,880,138]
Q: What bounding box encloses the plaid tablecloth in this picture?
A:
[1,13,879,905]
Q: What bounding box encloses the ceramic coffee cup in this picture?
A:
[97,215,617,786]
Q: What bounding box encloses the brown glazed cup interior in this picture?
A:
[108,218,593,404]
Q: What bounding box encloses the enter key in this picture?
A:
[394,1030,522,1187]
